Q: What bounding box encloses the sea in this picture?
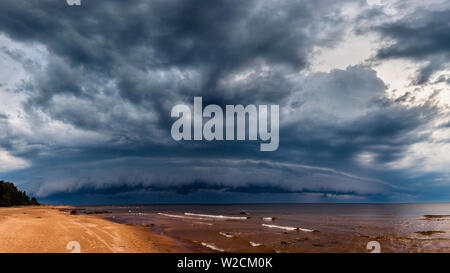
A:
[75,203,450,253]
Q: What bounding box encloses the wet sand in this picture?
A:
[0,206,182,253]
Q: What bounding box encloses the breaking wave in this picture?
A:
[201,242,225,252]
[185,213,248,220]
[262,223,314,232]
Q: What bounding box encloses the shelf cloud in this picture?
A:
[0,0,448,204]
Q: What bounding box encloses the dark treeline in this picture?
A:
[0,180,39,207]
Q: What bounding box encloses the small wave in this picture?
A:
[158,212,213,221]
[158,212,187,218]
[192,221,213,226]
[262,217,275,221]
[249,241,262,247]
[136,212,148,216]
[219,232,234,238]
[157,212,201,220]
[201,242,225,252]
[185,212,248,220]
[262,223,314,232]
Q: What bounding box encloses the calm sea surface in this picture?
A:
[76,203,450,253]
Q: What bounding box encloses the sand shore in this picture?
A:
[0,206,180,253]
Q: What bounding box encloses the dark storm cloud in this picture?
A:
[438,120,450,129]
[278,65,437,165]
[283,102,436,167]
[27,156,391,200]
[373,8,450,84]
[0,0,355,144]
[40,181,380,205]
[43,181,366,196]
[0,0,356,144]
[0,0,346,97]
[0,0,446,203]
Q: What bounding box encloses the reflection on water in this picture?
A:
[76,203,450,253]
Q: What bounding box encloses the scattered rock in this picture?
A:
[423,215,450,219]
[93,210,112,214]
[415,231,445,236]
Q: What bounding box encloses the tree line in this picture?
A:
[0,180,39,207]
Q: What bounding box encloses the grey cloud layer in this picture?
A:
[373,8,450,84]
[0,0,448,203]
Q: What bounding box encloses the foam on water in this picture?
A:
[262,223,314,232]
[201,242,225,252]
[192,221,213,226]
[185,212,248,220]
[219,232,234,238]
[157,212,205,220]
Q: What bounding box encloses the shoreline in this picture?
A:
[0,206,185,253]
[1,204,449,253]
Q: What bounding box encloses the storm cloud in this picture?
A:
[372,5,450,85]
[0,0,448,204]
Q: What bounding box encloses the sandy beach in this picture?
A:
[0,206,180,253]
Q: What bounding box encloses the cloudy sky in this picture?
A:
[0,0,449,204]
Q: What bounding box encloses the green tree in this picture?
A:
[30,197,40,206]
[0,180,39,207]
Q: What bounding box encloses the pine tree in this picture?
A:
[0,180,39,207]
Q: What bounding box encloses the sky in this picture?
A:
[0,0,449,204]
